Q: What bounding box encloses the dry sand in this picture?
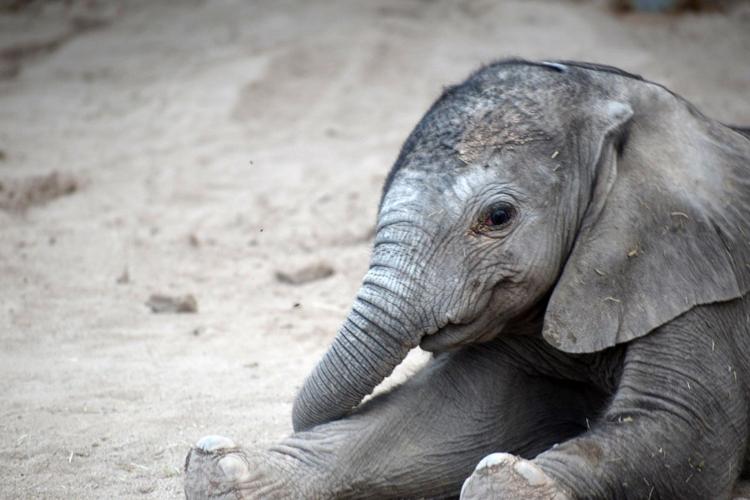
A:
[0,0,748,498]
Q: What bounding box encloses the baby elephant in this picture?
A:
[184,60,750,499]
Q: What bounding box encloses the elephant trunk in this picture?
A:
[292,277,421,432]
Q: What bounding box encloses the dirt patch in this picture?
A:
[0,171,79,211]
[146,294,199,314]
[276,262,336,285]
[0,0,115,78]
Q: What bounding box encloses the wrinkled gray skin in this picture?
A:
[184,60,750,499]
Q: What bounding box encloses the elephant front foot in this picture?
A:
[461,453,572,500]
[184,435,299,499]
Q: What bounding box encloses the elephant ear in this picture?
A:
[543,97,750,353]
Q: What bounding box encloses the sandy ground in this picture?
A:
[0,0,749,498]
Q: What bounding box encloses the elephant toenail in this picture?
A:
[513,460,547,486]
[195,435,236,452]
[218,454,250,482]
[475,452,514,471]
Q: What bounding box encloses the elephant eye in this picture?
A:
[484,203,515,228]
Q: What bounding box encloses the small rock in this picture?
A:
[275,262,334,285]
[116,269,129,284]
[146,293,198,313]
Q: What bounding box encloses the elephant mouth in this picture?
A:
[419,317,505,352]
[419,286,504,352]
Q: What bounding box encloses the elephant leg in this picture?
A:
[185,336,608,499]
[463,317,749,500]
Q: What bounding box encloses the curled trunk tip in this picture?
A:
[292,304,416,432]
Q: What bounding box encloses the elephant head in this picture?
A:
[292,60,750,432]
